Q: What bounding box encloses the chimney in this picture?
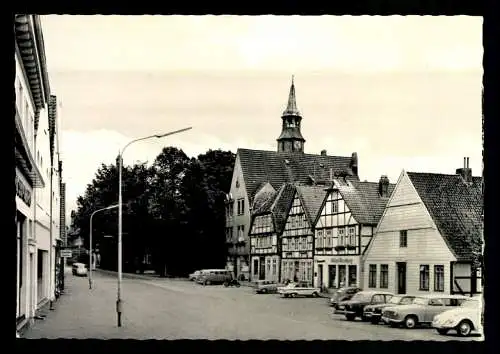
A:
[350,152,358,176]
[321,149,327,156]
[379,175,390,197]
[456,157,473,183]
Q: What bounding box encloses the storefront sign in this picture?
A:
[15,175,31,207]
[330,257,354,264]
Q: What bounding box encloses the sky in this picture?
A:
[39,15,483,222]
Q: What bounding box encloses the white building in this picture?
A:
[362,159,483,296]
[15,14,63,333]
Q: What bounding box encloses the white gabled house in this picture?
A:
[362,158,483,296]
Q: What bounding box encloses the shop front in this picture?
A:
[314,256,362,290]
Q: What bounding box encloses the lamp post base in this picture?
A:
[116,299,123,327]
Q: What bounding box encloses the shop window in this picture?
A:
[348,265,357,287]
[338,265,346,288]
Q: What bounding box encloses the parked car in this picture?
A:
[196,269,232,285]
[278,281,321,298]
[72,262,88,276]
[189,270,202,281]
[329,287,362,308]
[335,290,394,321]
[381,294,471,329]
[364,295,417,324]
[432,297,483,337]
[255,280,280,294]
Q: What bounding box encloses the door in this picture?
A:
[318,264,324,288]
[294,261,300,282]
[397,262,406,294]
[259,257,265,280]
[425,298,445,322]
[328,265,336,288]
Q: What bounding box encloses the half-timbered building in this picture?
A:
[363,158,483,296]
[249,183,295,282]
[313,176,394,290]
[281,185,326,286]
[225,77,359,280]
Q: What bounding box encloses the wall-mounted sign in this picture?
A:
[60,249,72,258]
[15,174,32,207]
[330,257,354,264]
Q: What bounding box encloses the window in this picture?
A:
[253,259,259,275]
[400,230,408,247]
[317,230,324,249]
[266,259,271,276]
[429,298,444,306]
[338,228,345,246]
[372,294,385,304]
[368,264,377,288]
[272,259,277,275]
[237,199,245,215]
[332,200,338,213]
[434,265,445,292]
[237,225,245,242]
[325,229,333,247]
[348,226,356,246]
[380,264,389,288]
[419,265,430,291]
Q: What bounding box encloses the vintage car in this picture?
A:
[381,294,471,329]
[335,290,394,321]
[363,295,417,324]
[329,287,362,308]
[278,281,321,298]
[188,270,202,281]
[72,262,88,276]
[196,269,233,285]
[254,280,280,294]
[432,297,483,337]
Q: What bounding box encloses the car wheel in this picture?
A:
[261,288,268,294]
[346,314,356,321]
[283,294,289,298]
[456,320,472,337]
[404,315,418,329]
[437,328,449,335]
[290,293,297,298]
[224,282,229,287]
[312,292,319,297]
[371,318,379,325]
[361,315,370,322]
[206,280,211,285]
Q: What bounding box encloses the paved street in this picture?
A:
[22,267,483,340]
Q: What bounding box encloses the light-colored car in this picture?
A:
[364,295,417,324]
[278,281,321,298]
[189,270,202,281]
[432,297,483,337]
[254,280,280,294]
[72,262,88,276]
[381,294,471,329]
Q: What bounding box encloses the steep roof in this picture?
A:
[334,180,396,225]
[271,183,297,235]
[237,148,357,203]
[296,185,328,226]
[252,188,278,215]
[407,172,483,261]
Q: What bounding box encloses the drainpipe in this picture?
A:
[49,164,54,310]
[32,129,38,319]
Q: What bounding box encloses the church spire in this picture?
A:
[282,75,300,117]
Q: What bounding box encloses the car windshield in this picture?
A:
[350,293,372,302]
[461,299,480,308]
[413,297,428,305]
[388,296,402,304]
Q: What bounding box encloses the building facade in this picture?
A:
[248,183,295,282]
[280,185,326,286]
[363,159,483,296]
[15,15,63,332]
[313,176,394,290]
[225,77,359,280]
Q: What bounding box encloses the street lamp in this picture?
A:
[116,127,192,327]
[89,204,119,290]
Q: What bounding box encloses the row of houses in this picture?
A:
[225,78,483,297]
[15,15,66,333]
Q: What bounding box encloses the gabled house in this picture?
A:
[225,77,359,280]
[363,158,483,296]
[312,175,395,290]
[248,183,295,282]
[280,184,327,286]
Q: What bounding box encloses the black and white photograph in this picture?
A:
[14,14,484,341]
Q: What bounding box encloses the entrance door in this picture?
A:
[397,262,406,294]
[259,257,265,280]
[318,264,324,288]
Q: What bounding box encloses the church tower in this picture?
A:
[277,76,306,153]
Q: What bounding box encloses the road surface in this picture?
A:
[22,268,484,340]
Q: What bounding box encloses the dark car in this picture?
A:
[335,290,393,321]
[363,295,417,324]
[329,287,362,308]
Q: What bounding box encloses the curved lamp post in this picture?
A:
[89,204,119,290]
[116,127,192,327]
